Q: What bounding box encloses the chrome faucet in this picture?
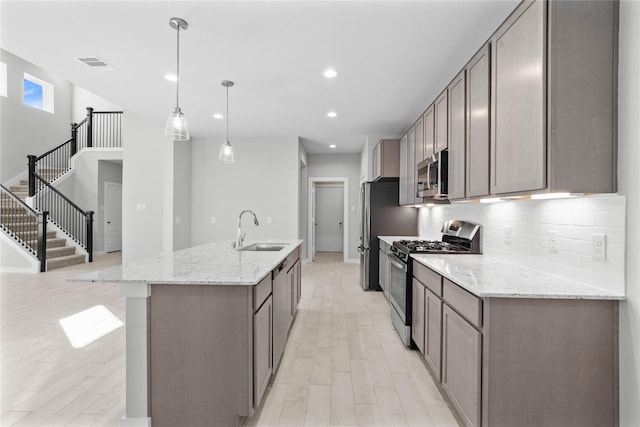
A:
[234,209,260,249]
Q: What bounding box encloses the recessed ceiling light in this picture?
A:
[323,68,338,78]
[329,144,337,149]
[327,111,337,118]
[213,113,223,119]
[164,73,178,82]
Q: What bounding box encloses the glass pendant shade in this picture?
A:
[165,107,190,141]
[219,140,235,163]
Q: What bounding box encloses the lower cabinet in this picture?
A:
[379,241,391,299]
[253,295,272,407]
[411,278,425,353]
[442,305,482,427]
[273,262,290,370]
[289,259,302,320]
[412,260,619,427]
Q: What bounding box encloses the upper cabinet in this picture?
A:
[434,90,448,153]
[407,125,416,204]
[423,106,435,160]
[490,0,617,196]
[413,116,425,204]
[490,0,545,194]
[448,70,466,200]
[466,44,491,199]
[399,134,408,205]
[372,139,400,181]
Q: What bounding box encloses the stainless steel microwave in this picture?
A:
[417,150,448,200]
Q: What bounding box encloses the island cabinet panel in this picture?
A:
[482,298,618,427]
[466,43,491,198]
[491,0,546,195]
[253,295,272,408]
[442,304,482,427]
[149,284,253,427]
[272,262,290,370]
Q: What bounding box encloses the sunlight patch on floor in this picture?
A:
[58,304,123,348]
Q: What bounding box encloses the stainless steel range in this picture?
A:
[388,220,480,346]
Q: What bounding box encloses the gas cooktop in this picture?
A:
[392,240,471,254]
[392,220,481,256]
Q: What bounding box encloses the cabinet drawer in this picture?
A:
[253,275,272,311]
[443,279,482,329]
[413,262,442,297]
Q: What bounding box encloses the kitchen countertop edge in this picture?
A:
[68,240,303,286]
[411,253,626,300]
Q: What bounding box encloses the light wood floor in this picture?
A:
[1,252,458,426]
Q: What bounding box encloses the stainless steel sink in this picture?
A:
[237,243,288,252]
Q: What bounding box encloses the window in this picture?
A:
[0,62,6,97]
[23,72,54,113]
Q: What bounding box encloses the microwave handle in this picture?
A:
[426,161,432,190]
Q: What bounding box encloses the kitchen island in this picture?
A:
[71,239,303,427]
[411,254,625,427]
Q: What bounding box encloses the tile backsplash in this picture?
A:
[418,195,626,294]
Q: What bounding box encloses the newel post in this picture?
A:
[86,107,94,148]
[27,155,37,197]
[86,211,94,262]
[70,122,78,156]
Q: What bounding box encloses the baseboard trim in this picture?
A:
[120,416,151,427]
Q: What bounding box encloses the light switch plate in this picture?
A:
[549,230,559,253]
[592,234,606,261]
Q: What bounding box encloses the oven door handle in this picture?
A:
[389,258,407,273]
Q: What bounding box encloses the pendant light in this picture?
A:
[219,80,235,163]
[165,17,190,141]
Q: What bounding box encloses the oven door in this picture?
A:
[388,255,408,322]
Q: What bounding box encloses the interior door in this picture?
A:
[315,184,343,253]
[310,181,316,262]
[104,181,122,253]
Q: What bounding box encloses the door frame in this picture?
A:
[104,181,122,253]
[308,177,349,263]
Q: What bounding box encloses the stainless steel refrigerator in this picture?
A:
[358,180,418,291]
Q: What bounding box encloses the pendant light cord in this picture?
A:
[175,24,180,110]
[225,84,229,141]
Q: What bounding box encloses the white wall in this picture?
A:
[617,1,640,424]
[173,141,191,251]
[121,112,169,263]
[419,195,625,294]
[307,153,361,261]
[0,49,73,182]
[72,85,122,123]
[0,233,39,273]
[189,137,299,246]
[299,142,308,259]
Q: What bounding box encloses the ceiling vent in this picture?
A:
[75,56,115,71]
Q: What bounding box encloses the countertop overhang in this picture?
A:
[412,254,626,300]
[69,239,303,286]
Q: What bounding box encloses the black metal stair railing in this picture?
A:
[31,175,94,262]
[28,107,123,194]
[0,184,48,272]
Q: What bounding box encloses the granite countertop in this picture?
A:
[378,236,419,246]
[69,239,303,286]
[412,254,626,300]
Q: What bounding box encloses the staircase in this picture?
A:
[5,180,85,270]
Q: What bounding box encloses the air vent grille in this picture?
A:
[75,57,115,71]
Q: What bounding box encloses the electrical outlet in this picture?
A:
[503,226,511,244]
[175,216,181,225]
[549,230,559,253]
[136,203,146,211]
[592,234,606,261]
[267,217,272,224]
[210,217,216,224]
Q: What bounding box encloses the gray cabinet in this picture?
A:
[399,134,408,205]
[424,287,442,379]
[442,304,482,427]
[466,44,491,198]
[413,116,424,204]
[378,241,391,299]
[490,0,617,196]
[423,106,435,159]
[290,258,302,317]
[448,70,466,200]
[434,90,448,153]
[372,139,400,181]
[253,295,272,407]
[272,262,289,370]
[491,0,545,195]
[411,278,425,354]
[407,125,416,205]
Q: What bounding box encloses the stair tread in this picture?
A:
[46,254,85,270]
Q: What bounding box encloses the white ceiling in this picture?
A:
[1,1,519,154]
